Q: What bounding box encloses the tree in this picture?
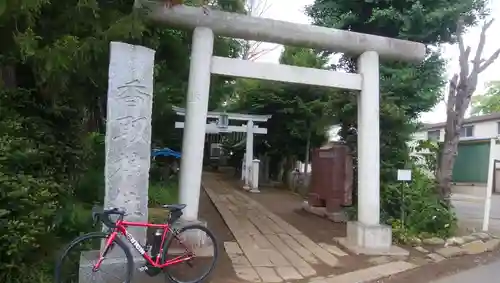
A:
[1,1,145,278]
[437,19,500,199]
[279,47,336,174]
[471,80,500,115]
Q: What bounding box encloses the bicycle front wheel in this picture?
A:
[162,224,218,283]
[55,232,133,283]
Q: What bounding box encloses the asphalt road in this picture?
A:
[451,194,500,233]
[431,259,500,283]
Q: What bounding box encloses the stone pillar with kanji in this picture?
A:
[104,41,155,243]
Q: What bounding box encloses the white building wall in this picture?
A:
[415,119,500,142]
[409,118,500,197]
[411,131,427,141]
[474,120,500,139]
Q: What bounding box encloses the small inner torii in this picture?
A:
[172,106,271,192]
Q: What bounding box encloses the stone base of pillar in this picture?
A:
[347,221,391,248]
[301,201,348,223]
[79,250,144,283]
[335,221,409,256]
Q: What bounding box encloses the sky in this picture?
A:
[250,0,500,124]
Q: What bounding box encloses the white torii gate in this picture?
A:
[134,2,425,252]
[172,106,271,191]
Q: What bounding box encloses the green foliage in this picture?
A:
[149,180,179,207]
[471,80,500,115]
[307,0,488,45]
[227,47,337,178]
[0,174,61,278]
[384,169,457,243]
[0,88,84,281]
[73,132,106,205]
[410,139,440,176]
[280,46,328,68]
[343,168,457,244]
[55,203,96,240]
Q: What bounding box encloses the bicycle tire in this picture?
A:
[162,224,219,283]
[55,232,134,283]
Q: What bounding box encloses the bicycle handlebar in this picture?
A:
[92,206,126,228]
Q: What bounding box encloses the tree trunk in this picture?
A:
[435,18,500,201]
[0,65,16,88]
[277,157,286,182]
[303,130,311,174]
[263,154,270,183]
[437,73,470,200]
[437,112,462,199]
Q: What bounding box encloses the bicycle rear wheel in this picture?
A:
[162,224,218,283]
[55,232,133,283]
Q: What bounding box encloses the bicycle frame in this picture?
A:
[93,220,193,270]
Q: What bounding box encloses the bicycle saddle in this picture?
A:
[162,204,187,211]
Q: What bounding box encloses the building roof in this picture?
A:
[421,112,500,130]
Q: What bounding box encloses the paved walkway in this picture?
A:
[202,173,416,283]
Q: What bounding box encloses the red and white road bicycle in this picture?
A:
[55,204,218,283]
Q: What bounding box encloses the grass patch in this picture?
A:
[148,179,179,207]
[149,207,168,223]
[148,179,178,223]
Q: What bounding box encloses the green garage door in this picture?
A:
[452,141,490,183]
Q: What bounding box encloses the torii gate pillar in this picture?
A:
[177,27,214,221]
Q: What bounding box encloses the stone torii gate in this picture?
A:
[172,106,271,192]
[134,2,425,252]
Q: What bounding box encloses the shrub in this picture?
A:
[0,173,62,280]
[0,89,88,282]
[345,167,457,243]
[73,132,105,205]
[381,168,457,243]
[409,139,440,178]
[54,202,96,239]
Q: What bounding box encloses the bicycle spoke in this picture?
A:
[163,225,218,283]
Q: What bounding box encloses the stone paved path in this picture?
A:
[203,174,339,282]
[202,173,417,283]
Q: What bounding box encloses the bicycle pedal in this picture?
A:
[143,264,162,277]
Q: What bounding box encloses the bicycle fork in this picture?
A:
[93,232,118,271]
